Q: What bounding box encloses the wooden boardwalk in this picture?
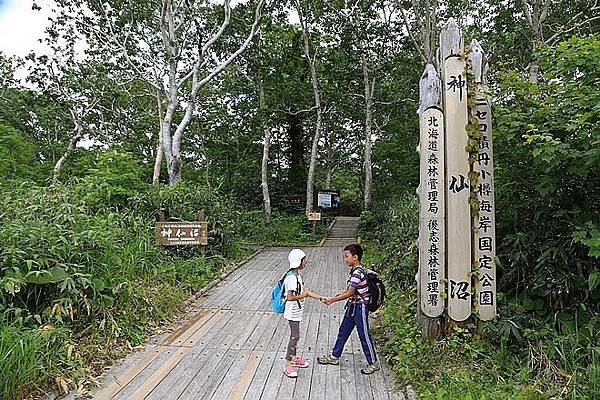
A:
[88,218,400,400]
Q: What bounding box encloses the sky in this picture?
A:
[0,0,52,59]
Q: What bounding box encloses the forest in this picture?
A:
[0,0,599,399]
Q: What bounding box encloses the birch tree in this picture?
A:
[25,28,110,183]
[55,0,266,184]
[293,0,324,214]
[520,0,600,82]
[400,0,440,65]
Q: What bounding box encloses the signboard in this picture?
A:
[155,221,208,246]
[317,192,332,208]
[307,212,321,221]
[444,55,471,322]
[317,190,340,209]
[418,106,446,318]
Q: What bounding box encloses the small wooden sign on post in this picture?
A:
[155,211,208,246]
[307,212,321,221]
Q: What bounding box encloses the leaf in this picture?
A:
[26,267,69,284]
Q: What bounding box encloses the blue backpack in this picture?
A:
[270,270,301,314]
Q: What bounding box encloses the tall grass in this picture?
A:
[0,326,74,400]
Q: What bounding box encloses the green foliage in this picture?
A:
[362,193,420,288]
[236,210,326,246]
[495,36,600,308]
[0,164,250,395]
[72,150,146,210]
[0,124,47,182]
[368,191,600,399]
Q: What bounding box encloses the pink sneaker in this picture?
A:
[283,364,298,378]
[292,357,309,368]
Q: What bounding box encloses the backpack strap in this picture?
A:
[349,266,368,303]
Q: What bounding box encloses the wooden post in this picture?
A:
[471,40,497,321]
[441,19,471,322]
[416,64,445,337]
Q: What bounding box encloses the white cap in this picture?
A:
[288,249,306,269]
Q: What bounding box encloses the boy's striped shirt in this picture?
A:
[348,267,370,304]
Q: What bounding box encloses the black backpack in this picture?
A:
[356,267,386,312]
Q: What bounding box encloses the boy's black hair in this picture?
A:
[343,244,363,261]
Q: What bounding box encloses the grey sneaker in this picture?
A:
[360,362,380,375]
[316,354,339,365]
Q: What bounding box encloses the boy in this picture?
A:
[317,243,380,374]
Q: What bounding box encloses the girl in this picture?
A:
[283,248,324,378]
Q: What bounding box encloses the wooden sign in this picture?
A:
[418,105,446,317]
[471,40,497,321]
[155,221,208,246]
[307,212,321,221]
[443,54,472,322]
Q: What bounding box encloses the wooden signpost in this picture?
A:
[442,21,471,322]
[471,40,497,321]
[416,19,497,328]
[417,63,446,318]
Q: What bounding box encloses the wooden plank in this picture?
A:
[179,349,240,399]
[254,314,284,352]
[195,309,236,349]
[230,311,264,349]
[112,347,178,400]
[145,349,209,399]
[217,310,254,350]
[266,315,289,353]
[352,352,375,400]
[307,354,327,400]
[243,351,277,399]
[325,353,342,400]
[258,352,286,400]
[200,270,246,308]
[340,354,357,400]
[162,308,214,346]
[238,311,271,350]
[227,351,263,400]
[290,351,315,400]
[93,347,162,400]
[209,349,253,400]
[127,348,188,399]
[180,309,224,348]
[368,361,390,400]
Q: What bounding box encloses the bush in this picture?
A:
[367,193,419,288]
[236,210,326,246]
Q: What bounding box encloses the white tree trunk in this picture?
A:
[52,111,85,183]
[258,77,272,220]
[362,53,374,210]
[77,0,266,185]
[296,2,323,214]
[152,88,165,185]
[324,162,332,190]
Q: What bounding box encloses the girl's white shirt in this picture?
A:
[283,272,304,321]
